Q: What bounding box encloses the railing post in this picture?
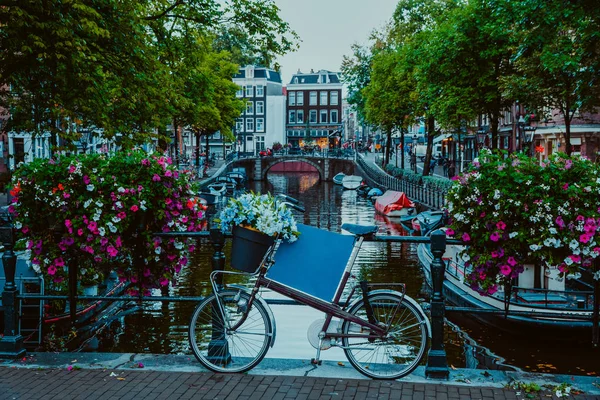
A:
[206,228,231,364]
[593,259,599,347]
[426,229,449,379]
[0,215,26,358]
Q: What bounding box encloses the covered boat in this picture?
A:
[411,210,446,235]
[341,175,363,190]
[374,190,416,217]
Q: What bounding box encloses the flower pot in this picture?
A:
[230,225,275,273]
[82,284,98,296]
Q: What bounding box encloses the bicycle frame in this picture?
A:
[211,235,395,341]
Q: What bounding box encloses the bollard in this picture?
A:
[425,229,450,379]
[206,228,231,364]
[0,219,26,358]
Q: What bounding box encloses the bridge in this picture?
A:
[230,153,356,182]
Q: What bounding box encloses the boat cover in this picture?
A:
[268,224,355,302]
[374,191,415,216]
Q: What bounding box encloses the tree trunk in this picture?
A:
[490,111,499,152]
[385,128,392,166]
[401,128,405,169]
[422,116,435,176]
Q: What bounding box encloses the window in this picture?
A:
[256,136,265,151]
[309,110,317,123]
[330,91,339,105]
[289,110,296,124]
[320,110,328,123]
[289,92,296,106]
[297,110,304,124]
[330,110,338,123]
[246,118,254,132]
[236,87,243,97]
[256,101,264,115]
[296,92,304,105]
[256,85,264,97]
[245,85,254,97]
[320,91,328,106]
[246,101,254,114]
[321,75,327,84]
[256,118,264,132]
[310,91,317,105]
[235,119,244,132]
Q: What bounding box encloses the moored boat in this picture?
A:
[341,175,363,190]
[411,210,446,235]
[374,190,416,217]
[417,239,596,336]
[333,172,346,185]
[356,184,371,197]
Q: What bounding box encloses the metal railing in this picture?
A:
[1,225,599,379]
[355,154,447,210]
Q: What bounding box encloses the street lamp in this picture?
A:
[517,115,526,152]
[394,136,400,167]
[79,130,91,154]
[411,134,418,172]
[523,125,537,157]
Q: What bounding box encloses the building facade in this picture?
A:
[285,69,343,149]
[233,65,285,155]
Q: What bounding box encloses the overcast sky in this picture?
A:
[273,0,399,85]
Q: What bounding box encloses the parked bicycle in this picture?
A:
[188,195,431,379]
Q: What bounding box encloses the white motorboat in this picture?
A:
[341,175,363,190]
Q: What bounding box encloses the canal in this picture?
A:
[81,172,598,376]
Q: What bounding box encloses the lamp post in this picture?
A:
[79,130,91,154]
[411,134,418,172]
[523,125,537,157]
[517,115,526,153]
[476,129,487,158]
[394,136,400,167]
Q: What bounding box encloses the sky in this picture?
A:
[273,0,399,85]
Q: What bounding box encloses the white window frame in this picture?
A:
[330,91,339,105]
[256,135,265,151]
[297,110,304,124]
[245,85,254,97]
[310,91,317,106]
[256,85,264,97]
[256,101,264,115]
[330,110,338,124]
[320,110,328,123]
[246,101,254,115]
[256,118,265,132]
[289,110,296,124]
[236,87,243,97]
[320,91,328,106]
[309,110,317,123]
[235,119,244,132]
[296,92,304,105]
[289,92,296,106]
[246,118,254,132]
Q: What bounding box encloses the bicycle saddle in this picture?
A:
[341,223,378,236]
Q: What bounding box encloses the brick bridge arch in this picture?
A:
[231,155,355,181]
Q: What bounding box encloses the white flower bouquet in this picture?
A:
[218,192,300,242]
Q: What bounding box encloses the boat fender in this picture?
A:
[226,284,277,347]
[345,289,432,338]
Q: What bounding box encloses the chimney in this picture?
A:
[310,69,314,73]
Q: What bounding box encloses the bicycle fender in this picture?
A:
[227,284,277,348]
[349,289,432,339]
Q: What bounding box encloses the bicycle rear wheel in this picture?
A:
[189,290,273,373]
[342,293,428,379]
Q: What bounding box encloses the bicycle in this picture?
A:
[188,195,431,379]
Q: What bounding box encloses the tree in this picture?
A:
[504,0,600,156]
[341,44,372,124]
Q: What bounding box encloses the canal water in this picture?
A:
[81,172,598,376]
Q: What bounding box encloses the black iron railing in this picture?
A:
[1,223,599,379]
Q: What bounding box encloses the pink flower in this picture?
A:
[54,257,65,267]
[141,159,150,166]
[63,192,70,199]
[562,183,569,190]
[507,256,517,267]
[491,251,499,258]
[159,277,169,286]
[118,212,126,219]
[487,285,498,295]
[100,238,109,246]
[69,165,76,173]
[445,229,455,237]
[565,159,572,169]
[490,232,500,242]
[143,268,152,277]
[130,205,139,212]
[87,221,97,231]
[152,174,161,182]
[580,233,592,244]
[496,221,506,230]
[77,228,84,236]
[83,175,91,184]
[480,212,486,218]
[130,276,138,284]
[570,254,581,263]
[165,170,173,177]
[500,265,511,276]
[65,219,73,228]
[48,265,57,275]
[106,245,118,257]
[67,365,73,372]
[115,237,122,248]
[22,226,29,234]
[461,232,470,242]
[165,198,173,206]
[555,216,565,229]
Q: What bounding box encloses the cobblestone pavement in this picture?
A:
[1,368,597,400]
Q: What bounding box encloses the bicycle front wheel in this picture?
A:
[342,293,428,379]
[189,290,273,373]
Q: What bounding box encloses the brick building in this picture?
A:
[285,69,343,149]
